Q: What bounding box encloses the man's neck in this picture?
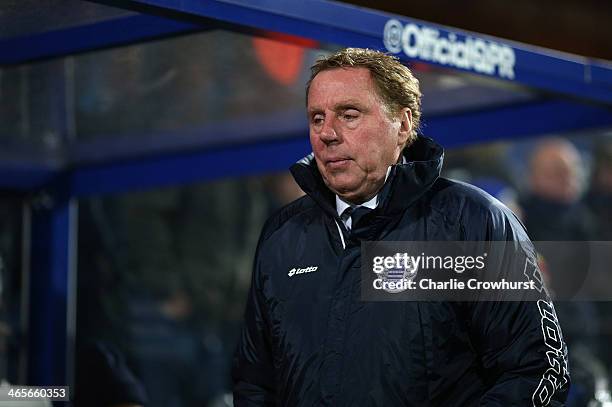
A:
[335,157,404,214]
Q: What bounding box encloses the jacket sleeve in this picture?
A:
[463,203,570,406]
[468,299,570,406]
[232,232,277,406]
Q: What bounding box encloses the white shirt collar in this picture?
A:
[335,156,406,217]
[335,193,376,218]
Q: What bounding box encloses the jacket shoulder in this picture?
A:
[430,177,504,208]
[259,195,319,243]
[428,178,528,241]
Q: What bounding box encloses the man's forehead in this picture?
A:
[310,67,372,88]
[315,66,371,78]
[307,67,378,107]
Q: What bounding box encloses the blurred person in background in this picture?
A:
[521,138,594,242]
[520,138,595,297]
[521,138,610,406]
[586,139,612,240]
[584,138,612,404]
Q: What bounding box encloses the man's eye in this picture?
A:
[312,115,324,125]
[341,110,360,121]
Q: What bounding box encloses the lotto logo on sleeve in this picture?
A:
[288,266,319,277]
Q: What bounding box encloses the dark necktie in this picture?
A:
[342,206,372,231]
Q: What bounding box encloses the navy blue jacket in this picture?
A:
[233,137,570,406]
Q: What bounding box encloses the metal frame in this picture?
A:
[0,14,201,65]
[4,0,611,102]
[0,0,610,388]
[27,187,77,386]
[4,97,609,196]
[86,0,612,104]
[0,0,609,193]
[54,97,607,200]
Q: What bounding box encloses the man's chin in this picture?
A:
[322,176,354,193]
[326,182,368,204]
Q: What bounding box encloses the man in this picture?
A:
[233,48,569,406]
[586,139,612,240]
[520,138,601,405]
[522,138,593,242]
[520,138,594,298]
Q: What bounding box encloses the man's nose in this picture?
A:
[320,117,339,144]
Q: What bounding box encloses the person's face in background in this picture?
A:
[307,67,411,204]
[594,162,612,194]
[529,139,583,204]
[592,142,612,195]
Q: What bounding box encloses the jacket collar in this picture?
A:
[290,136,444,220]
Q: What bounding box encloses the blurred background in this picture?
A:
[0,0,610,406]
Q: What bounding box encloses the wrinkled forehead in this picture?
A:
[307,67,382,108]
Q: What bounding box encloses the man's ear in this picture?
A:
[398,107,412,147]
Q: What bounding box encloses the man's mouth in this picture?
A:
[326,158,351,169]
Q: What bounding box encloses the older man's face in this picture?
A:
[530,140,582,203]
[307,67,411,204]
